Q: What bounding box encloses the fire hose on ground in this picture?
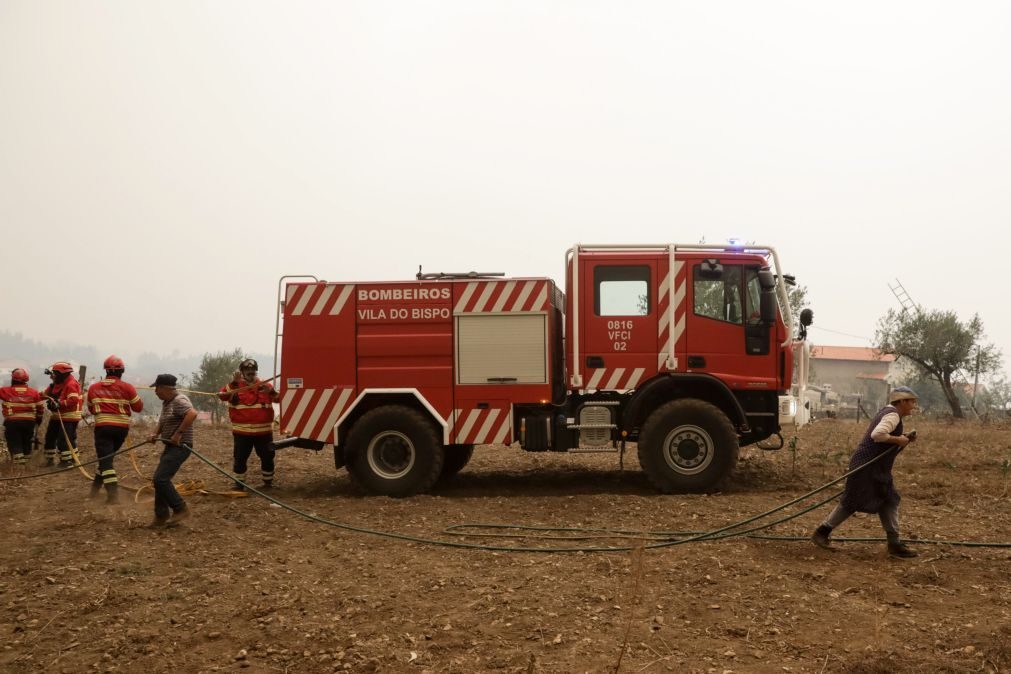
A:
[2,427,1010,553]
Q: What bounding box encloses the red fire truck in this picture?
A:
[274,243,809,496]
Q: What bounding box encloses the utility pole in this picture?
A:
[971,345,981,413]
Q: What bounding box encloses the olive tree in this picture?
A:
[190,348,244,424]
[875,309,1001,418]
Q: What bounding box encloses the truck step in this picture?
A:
[568,447,619,453]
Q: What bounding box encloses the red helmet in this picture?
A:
[104,355,125,371]
[11,368,29,384]
[49,362,74,375]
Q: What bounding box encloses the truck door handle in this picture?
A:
[586,356,605,368]
[687,356,706,368]
[476,402,489,409]
[486,377,518,383]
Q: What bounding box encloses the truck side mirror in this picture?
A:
[757,269,776,290]
[760,288,777,323]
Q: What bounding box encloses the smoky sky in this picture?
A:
[1,1,1008,377]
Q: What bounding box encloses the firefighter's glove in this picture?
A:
[46,398,59,412]
[230,393,240,406]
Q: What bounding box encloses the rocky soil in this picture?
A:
[1,418,1009,673]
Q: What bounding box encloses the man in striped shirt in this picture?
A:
[148,374,197,527]
[86,356,143,504]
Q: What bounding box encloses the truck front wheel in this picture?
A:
[637,399,738,493]
[346,406,444,496]
[439,444,474,481]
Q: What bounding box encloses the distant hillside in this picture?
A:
[0,331,273,385]
[0,331,102,371]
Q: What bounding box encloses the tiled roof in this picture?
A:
[810,346,896,362]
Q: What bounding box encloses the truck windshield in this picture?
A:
[693,264,743,324]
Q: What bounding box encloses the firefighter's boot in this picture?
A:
[811,525,834,551]
[105,484,120,506]
[90,481,102,500]
[887,534,917,558]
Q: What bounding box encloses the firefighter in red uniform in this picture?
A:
[41,362,83,467]
[218,358,278,490]
[1,368,44,466]
[86,356,144,504]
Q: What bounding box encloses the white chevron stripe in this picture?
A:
[490,281,516,312]
[492,411,511,444]
[300,388,334,438]
[474,409,501,443]
[658,307,670,335]
[587,369,605,389]
[454,283,478,313]
[509,281,536,312]
[658,352,668,370]
[285,285,297,305]
[658,272,670,301]
[626,368,646,389]
[471,282,497,313]
[309,285,336,316]
[281,389,296,414]
[329,285,354,316]
[673,279,686,309]
[672,313,686,344]
[313,388,353,442]
[530,284,548,311]
[292,286,316,316]
[287,389,316,434]
[604,368,626,390]
[456,408,481,443]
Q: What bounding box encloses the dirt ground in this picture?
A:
[1,417,1010,673]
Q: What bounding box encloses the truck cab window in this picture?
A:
[594,265,650,316]
[693,264,743,324]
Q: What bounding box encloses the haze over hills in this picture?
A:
[0,331,274,386]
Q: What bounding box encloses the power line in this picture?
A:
[808,323,873,339]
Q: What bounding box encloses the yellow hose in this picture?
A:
[55,407,247,499]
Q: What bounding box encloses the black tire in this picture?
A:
[345,406,444,496]
[637,399,739,493]
[439,444,474,481]
[333,445,346,471]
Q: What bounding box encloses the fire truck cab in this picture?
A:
[275,243,807,496]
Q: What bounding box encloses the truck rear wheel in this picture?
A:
[346,406,444,496]
[637,399,738,493]
[439,444,474,481]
